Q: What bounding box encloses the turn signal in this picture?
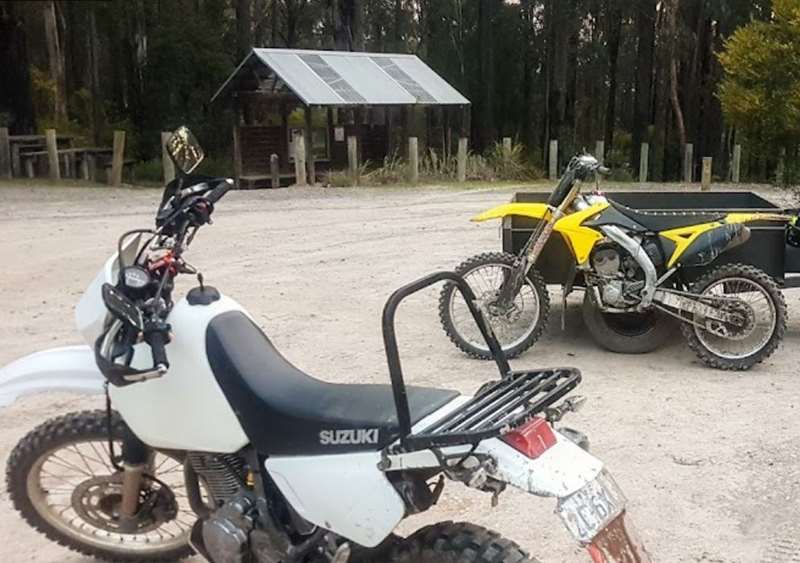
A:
[502,417,556,459]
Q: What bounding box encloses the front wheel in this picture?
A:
[681,263,786,370]
[6,410,194,561]
[439,252,550,360]
[379,521,541,563]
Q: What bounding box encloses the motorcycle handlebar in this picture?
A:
[206,179,233,204]
[145,328,170,370]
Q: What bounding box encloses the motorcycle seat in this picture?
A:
[608,199,726,232]
[206,311,460,455]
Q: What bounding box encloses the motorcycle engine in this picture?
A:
[202,494,257,563]
[590,238,663,307]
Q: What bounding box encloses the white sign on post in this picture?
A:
[334,127,345,142]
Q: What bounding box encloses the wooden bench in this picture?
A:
[22,147,115,181]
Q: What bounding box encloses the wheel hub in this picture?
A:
[71,474,178,534]
[704,299,756,340]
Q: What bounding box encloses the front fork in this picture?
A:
[119,425,151,527]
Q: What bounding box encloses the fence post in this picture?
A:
[549,140,558,180]
[408,136,419,184]
[0,127,10,179]
[595,140,604,165]
[502,137,512,159]
[639,142,649,183]
[109,130,125,186]
[347,135,358,185]
[776,147,786,185]
[294,132,307,186]
[270,154,280,189]
[161,132,175,184]
[79,155,90,180]
[731,144,742,183]
[46,129,60,180]
[456,137,468,182]
[683,143,694,183]
[701,157,712,191]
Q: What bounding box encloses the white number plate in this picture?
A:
[556,470,626,543]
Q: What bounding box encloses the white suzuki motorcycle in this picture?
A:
[0,128,650,563]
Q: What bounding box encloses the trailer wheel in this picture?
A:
[582,291,676,354]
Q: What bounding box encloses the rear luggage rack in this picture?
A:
[382,271,581,453]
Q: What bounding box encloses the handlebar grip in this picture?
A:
[206,179,233,204]
[597,166,611,176]
[146,329,169,370]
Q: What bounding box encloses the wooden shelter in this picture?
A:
[212,48,471,188]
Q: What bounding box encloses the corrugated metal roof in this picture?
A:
[212,48,470,106]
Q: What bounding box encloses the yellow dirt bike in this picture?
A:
[440,154,792,370]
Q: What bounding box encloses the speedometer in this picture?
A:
[122,266,151,289]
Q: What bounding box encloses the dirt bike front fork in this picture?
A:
[118,420,152,526]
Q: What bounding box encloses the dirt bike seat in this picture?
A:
[205,311,459,455]
[608,199,726,232]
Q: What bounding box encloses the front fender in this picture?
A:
[0,345,105,407]
[472,203,551,223]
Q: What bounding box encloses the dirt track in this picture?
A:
[1,181,799,563]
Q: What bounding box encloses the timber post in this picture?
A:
[408,136,419,184]
[502,137,512,161]
[639,143,649,183]
[294,132,307,186]
[776,147,786,185]
[0,127,10,179]
[701,157,712,191]
[270,154,280,189]
[683,143,694,183]
[548,140,558,180]
[304,106,315,185]
[731,144,742,183]
[46,129,60,180]
[456,137,468,182]
[109,130,126,186]
[161,132,175,184]
[595,140,604,165]
[347,135,359,185]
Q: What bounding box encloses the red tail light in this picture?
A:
[502,416,556,459]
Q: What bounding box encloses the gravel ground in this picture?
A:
[0,180,799,563]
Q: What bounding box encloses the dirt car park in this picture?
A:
[1,181,799,562]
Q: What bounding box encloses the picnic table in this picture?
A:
[20,147,115,181]
[9,134,73,177]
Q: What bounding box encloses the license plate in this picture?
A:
[556,469,626,543]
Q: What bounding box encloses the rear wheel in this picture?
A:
[439,252,550,360]
[380,521,540,563]
[6,410,194,562]
[582,290,676,354]
[681,263,786,370]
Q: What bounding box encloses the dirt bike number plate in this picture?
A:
[556,469,626,544]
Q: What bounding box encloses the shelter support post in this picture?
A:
[294,132,307,186]
[270,154,280,189]
[46,129,60,180]
[347,135,359,186]
[305,105,315,185]
[408,137,419,184]
[233,124,242,188]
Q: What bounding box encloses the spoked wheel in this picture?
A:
[681,263,786,370]
[439,252,550,359]
[6,410,195,561]
[356,521,540,563]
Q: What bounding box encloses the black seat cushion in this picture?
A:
[608,199,726,232]
[206,311,459,455]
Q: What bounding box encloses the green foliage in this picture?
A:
[719,1,800,152]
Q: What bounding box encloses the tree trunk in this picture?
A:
[477,0,496,150]
[392,0,402,51]
[332,0,363,51]
[631,0,656,170]
[603,0,622,152]
[43,0,67,123]
[667,0,687,147]
[0,1,36,133]
[236,0,252,59]
[87,4,102,144]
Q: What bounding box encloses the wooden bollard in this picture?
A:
[549,140,558,180]
[161,132,175,183]
[683,143,694,183]
[408,136,419,183]
[0,127,10,179]
[270,154,280,189]
[701,157,712,191]
[46,129,60,180]
[595,140,604,165]
[777,147,786,185]
[502,137,512,159]
[456,137,468,182]
[294,133,307,186]
[639,142,649,183]
[109,130,125,186]
[347,135,358,185]
[79,155,90,180]
[732,144,742,183]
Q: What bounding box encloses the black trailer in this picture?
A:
[502,191,800,288]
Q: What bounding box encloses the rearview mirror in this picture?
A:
[166,126,205,174]
[102,283,143,332]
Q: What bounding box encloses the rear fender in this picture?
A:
[479,431,604,497]
[471,203,551,223]
[0,345,104,407]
